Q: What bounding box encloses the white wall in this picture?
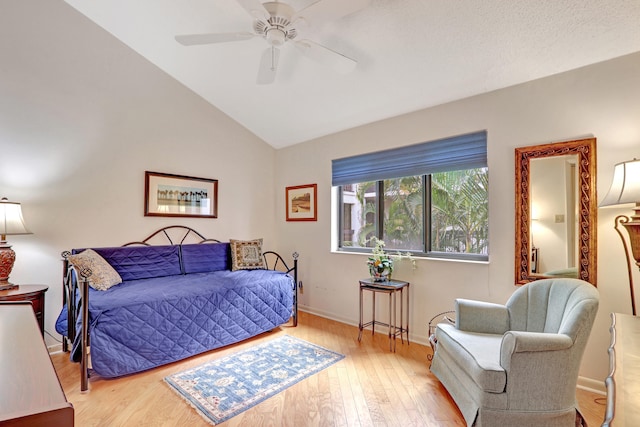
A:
[275,51,640,387]
[1,1,276,347]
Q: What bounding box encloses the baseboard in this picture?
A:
[298,305,430,347]
[577,376,606,395]
[299,305,356,327]
[48,343,63,354]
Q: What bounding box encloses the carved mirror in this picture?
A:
[515,138,597,285]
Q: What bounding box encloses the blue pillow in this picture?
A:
[180,243,230,274]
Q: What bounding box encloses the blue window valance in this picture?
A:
[331,130,487,186]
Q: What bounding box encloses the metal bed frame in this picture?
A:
[61,226,299,391]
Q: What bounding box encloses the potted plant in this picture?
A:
[367,237,394,281]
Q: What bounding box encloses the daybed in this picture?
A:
[56,226,298,389]
[429,278,599,427]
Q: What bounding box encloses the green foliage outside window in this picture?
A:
[340,167,488,258]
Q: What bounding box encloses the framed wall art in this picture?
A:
[286,183,317,222]
[144,171,218,218]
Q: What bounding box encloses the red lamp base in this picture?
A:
[0,244,17,290]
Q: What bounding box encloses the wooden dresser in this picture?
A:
[0,302,74,426]
[603,312,640,426]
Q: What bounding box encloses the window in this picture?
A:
[333,131,488,260]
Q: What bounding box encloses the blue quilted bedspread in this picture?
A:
[56,269,293,378]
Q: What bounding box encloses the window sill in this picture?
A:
[331,249,489,265]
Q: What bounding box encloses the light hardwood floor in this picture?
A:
[51,311,606,426]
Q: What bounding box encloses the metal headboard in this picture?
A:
[122,225,219,246]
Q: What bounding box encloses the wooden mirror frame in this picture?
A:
[515,138,597,285]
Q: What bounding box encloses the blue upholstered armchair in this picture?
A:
[430,278,599,427]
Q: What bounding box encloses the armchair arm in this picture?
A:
[456,298,509,334]
[499,331,577,409]
[501,331,573,355]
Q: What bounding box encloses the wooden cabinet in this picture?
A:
[0,285,48,335]
[0,302,74,426]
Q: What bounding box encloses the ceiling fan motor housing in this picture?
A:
[253,2,297,46]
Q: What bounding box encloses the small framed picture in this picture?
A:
[144,171,218,218]
[286,184,317,222]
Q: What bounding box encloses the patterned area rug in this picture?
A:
[164,335,345,425]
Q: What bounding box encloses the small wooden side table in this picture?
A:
[0,285,48,337]
[358,278,410,352]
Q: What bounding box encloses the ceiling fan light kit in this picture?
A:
[254,2,296,46]
[175,0,370,84]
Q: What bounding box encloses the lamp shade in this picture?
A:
[0,198,31,239]
[600,159,640,207]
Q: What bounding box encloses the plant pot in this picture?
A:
[370,266,391,281]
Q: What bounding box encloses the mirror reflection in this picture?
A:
[514,138,597,286]
[529,155,579,278]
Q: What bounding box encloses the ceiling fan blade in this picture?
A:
[235,0,270,20]
[294,39,356,74]
[257,46,280,85]
[293,0,371,26]
[175,32,256,46]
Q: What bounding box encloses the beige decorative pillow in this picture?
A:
[230,239,266,271]
[67,249,122,291]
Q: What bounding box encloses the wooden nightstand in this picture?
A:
[0,285,48,336]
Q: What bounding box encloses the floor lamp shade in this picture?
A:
[0,198,31,288]
[600,159,640,315]
[601,159,640,209]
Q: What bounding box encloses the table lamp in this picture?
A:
[600,159,640,315]
[0,197,32,290]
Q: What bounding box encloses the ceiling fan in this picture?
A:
[175,0,370,84]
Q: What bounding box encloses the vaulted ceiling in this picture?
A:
[64,0,640,148]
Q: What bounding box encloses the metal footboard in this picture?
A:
[60,251,77,353]
[61,250,92,391]
[263,251,299,327]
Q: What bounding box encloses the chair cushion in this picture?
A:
[436,323,506,393]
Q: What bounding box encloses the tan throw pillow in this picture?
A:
[67,249,122,291]
[230,239,266,271]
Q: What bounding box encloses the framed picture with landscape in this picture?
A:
[144,171,218,218]
[286,184,317,222]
